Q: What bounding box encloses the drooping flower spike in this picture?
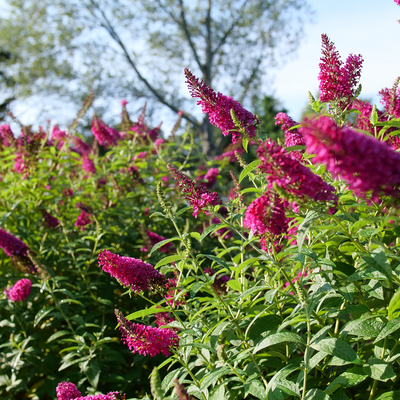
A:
[300,116,400,202]
[98,250,168,293]
[185,68,259,143]
[167,163,221,217]
[115,309,179,357]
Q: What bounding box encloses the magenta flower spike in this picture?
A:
[167,163,221,217]
[257,140,337,207]
[379,78,400,118]
[318,34,363,109]
[75,210,92,229]
[300,116,400,202]
[91,113,119,148]
[0,228,29,258]
[82,156,96,174]
[274,112,305,160]
[42,210,60,229]
[4,278,32,302]
[56,381,124,400]
[115,309,179,357]
[184,68,259,143]
[98,250,168,293]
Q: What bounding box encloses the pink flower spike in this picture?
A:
[98,250,168,292]
[4,278,32,302]
[184,68,259,143]
[115,309,179,357]
[75,211,92,229]
[42,210,60,228]
[0,228,29,257]
[56,382,82,400]
[300,116,400,202]
[91,113,119,148]
[275,112,305,160]
[120,99,128,106]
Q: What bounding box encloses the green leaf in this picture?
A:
[375,391,400,400]
[276,380,300,397]
[155,255,184,268]
[149,237,180,255]
[126,306,167,321]
[341,316,384,340]
[239,160,261,183]
[58,356,87,371]
[311,338,361,365]
[210,385,226,400]
[297,211,319,252]
[190,232,201,242]
[254,332,303,354]
[243,136,249,152]
[370,104,378,125]
[47,330,71,343]
[200,224,227,241]
[175,206,192,217]
[286,145,306,152]
[360,248,392,282]
[226,280,241,292]
[325,368,368,394]
[244,380,265,400]
[34,306,56,327]
[388,287,400,320]
[200,367,231,390]
[85,359,100,389]
[363,358,396,382]
[374,318,400,343]
[59,299,84,307]
[305,389,331,400]
[201,254,229,270]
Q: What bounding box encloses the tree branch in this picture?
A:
[88,0,202,128]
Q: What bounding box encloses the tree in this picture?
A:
[0,0,310,154]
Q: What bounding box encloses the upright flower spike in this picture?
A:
[0,228,29,258]
[257,140,337,207]
[98,250,168,293]
[0,124,15,147]
[71,136,91,156]
[167,163,221,218]
[82,155,96,175]
[91,112,119,148]
[56,381,125,400]
[41,210,60,229]
[115,309,179,357]
[4,278,32,302]
[274,112,305,160]
[300,116,400,202]
[318,34,363,109]
[379,77,400,118]
[184,68,259,143]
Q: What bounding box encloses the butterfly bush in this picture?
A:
[114,309,179,357]
[184,68,259,143]
[274,112,305,159]
[56,382,124,400]
[4,278,32,302]
[98,250,168,292]
[300,116,400,201]
[91,113,119,148]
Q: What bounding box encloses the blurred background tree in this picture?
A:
[0,0,311,154]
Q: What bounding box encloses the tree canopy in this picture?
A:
[0,0,310,153]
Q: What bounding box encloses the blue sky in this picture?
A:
[272,0,400,120]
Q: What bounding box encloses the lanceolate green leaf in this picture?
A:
[297,211,319,252]
[311,338,361,365]
[239,160,261,183]
[389,287,400,320]
[254,332,303,354]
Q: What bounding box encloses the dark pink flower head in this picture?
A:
[0,124,15,147]
[203,168,219,188]
[379,77,400,118]
[0,228,29,258]
[120,99,128,107]
[41,210,60,228]
[148,125,161,141]
[75,202,93,214]
[300,116,400,202]
[56,382,82,400]
[168,163,221,218]
[71,136,91,156]
[51,125,67,147]
[275,112,305,160]
[75,211,92,229]
[82,156,96,175]
[318,34,363,109]
[141,230,173,253]
[257,140,337,207]
[72,393,122,400]
[395,0,400,6]
[91,113,119,148]
[98,250,168,292]
[152,138,165,153]
[244,193,289,238]
[115,309,179,357]
[155,312,175,328]
[185,68,259,143]
[4,278,32,302]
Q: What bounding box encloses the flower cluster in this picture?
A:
[0,228,29,258]
[75,211,92,229]
[56,381,124,400]
[91,113,119,148]
[0,124,15,147]
[379,77,400,118]
[318,34,363,109]
[185,68,259,143]
[115,309,179,357]
[98,250,168,293]
[167,163,221,217]
[300,116,400,201]
[4,278,32,302]
[257,140,337,207]
[196,167,219,188]
[155,312,175,328]
[274,112,305,159]
[42,210,60,229]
